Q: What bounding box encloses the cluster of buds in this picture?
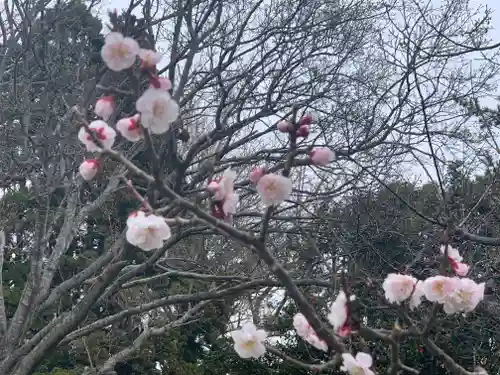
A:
[277,114,313,138]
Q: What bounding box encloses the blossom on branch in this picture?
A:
[341,352,375,375]
[442,278,485,314]
[256,173,293,206]
[293,313,328,352]
[116,114,142,141]
[440,245,470,276]
[277,120,293,133]
[207,169,239,220]
[79,159,100,181]
[78,120,116,152]
[310,147,335,166]
[136,88,180,134]
[126,211,172,251]
[94,96,115,121]
[101,32,139,71]
[230,323,267,359]
[382,273,419,305]
[327,291,354,336]
[422,276,458,303]
[138,49,162,69]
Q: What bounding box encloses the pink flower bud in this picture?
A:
[149,75,172,91]
[299,114,313,126]
[116,114,142,142]
[249,167,266,183]
[310,147,335,166]
[94,96,115,121]
[453,261,470,277]
[277,120,293,133]
[207,180,220,194]
[296,124,309,138]
[79,159,100,181]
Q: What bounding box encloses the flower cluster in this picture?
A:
[382,245,483,314]
[277,114,312,138]
[78,31,179,184]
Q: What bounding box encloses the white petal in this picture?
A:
[355,352,373,368]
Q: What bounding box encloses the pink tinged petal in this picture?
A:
[382,273,417,304]
[104,32,123,44]
[341,353,357,371]
[355,352,373,368]
[222,193,239,215]
[207,180,220,194]
[328,291,348,331]
[249,167,266,183]
[299,114,313,126]
[423,276,457,302]
[277,120,293,133]
[116,115,142,141]
[296,124,309,138]
[94,96,115,121]
[138,48,163,68]
[310,147,335,166]
[453,262,469,276]
[409,281,425,310]
[256,174,293,207]
[440,245,463,262]
[79,159,100,181]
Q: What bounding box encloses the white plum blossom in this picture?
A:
[116,114,142,141]
[327,291,354,336]
[256,173,293,207]
[382,273,418,305]
[126,211,172,251]
[78,120,116,152]
[341,352,375,375]
[310,147,335,166]
[79,159,99,181]
[442,278,485,315]
[453,262,470,277]
[138,48,162,68]
[423,276,458,303]
[230,323,267,359]
[136,87,179,134]
[101,32,139,71]
[293,313,327,352]
[94,96,115,121]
